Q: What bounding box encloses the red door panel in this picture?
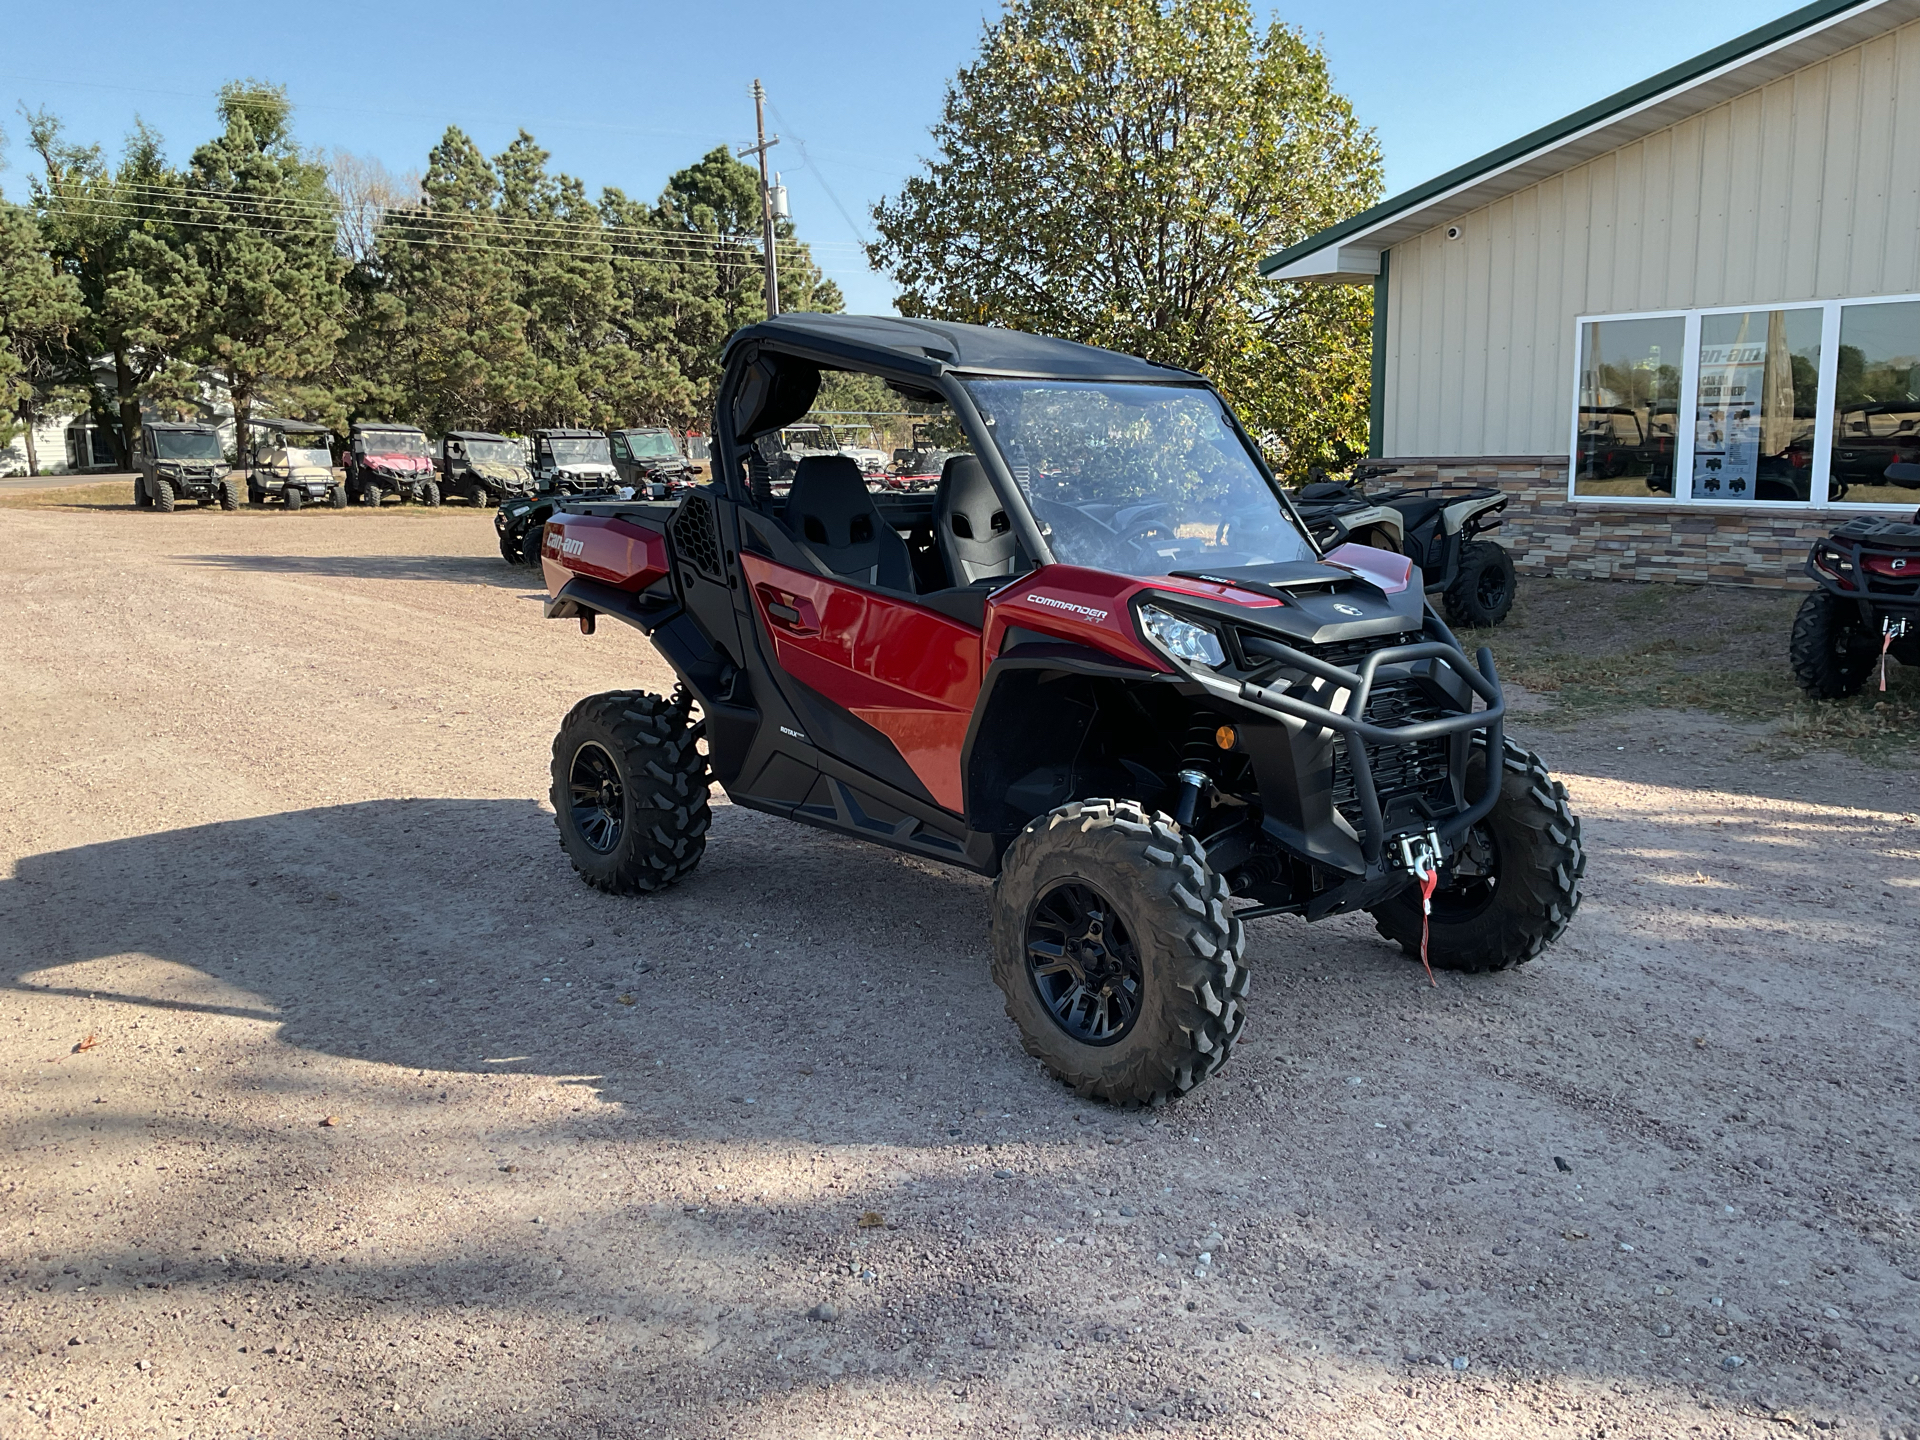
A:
[742,556,981,813]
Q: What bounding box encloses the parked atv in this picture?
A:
[609,428,693,493]
[441,431,531,508]
[1291,469,1517,627]
[531,429,619,494]
[133,421,240,512]
[345,422,438,506]
[534,314,1585,1106]
[245,418,345,510]
[1791,464,1920,697]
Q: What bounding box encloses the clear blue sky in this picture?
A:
[1,0,1802,315]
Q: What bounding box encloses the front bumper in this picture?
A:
[1180,612,1505,877]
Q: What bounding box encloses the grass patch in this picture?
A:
[1483,577,1920,763]
[0,480,139,509]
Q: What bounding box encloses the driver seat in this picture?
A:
[934,455,1018,585]
[786,455,913,590]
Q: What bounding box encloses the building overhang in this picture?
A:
[1261,0,1920,286]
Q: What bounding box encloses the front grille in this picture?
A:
[1308,632,1453,833]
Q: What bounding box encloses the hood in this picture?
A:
[366,453,432,472]
[467,459,530,484]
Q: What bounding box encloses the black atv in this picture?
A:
[133,422,241,512]
[441,431,531,508]
[1291,468,1517,627]
[1791,466,1920,697]
[529,314,1585,1107]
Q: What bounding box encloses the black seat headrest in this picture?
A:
[936,454,1018,585]
[786,454,911,589]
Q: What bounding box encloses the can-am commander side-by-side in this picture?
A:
[246,419,346,510]
[133,421,240,512]
[345,422,438,506]
[441,431,531,508]
[533,315,1585,1106]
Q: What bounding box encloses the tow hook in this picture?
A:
[1880,616,1910,692]
[1392,828,1444,987]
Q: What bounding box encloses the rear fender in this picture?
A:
[1441,493,1507,535]
[541,512,670,593]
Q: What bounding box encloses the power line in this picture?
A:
[765,101,873,250]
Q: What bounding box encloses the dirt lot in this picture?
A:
[4,491,1919,1440]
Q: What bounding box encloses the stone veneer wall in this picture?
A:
[1372,455,1908,590]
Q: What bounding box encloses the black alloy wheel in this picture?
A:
[1473,562,1511,616]
[1025,881,1144,1045]
[567,741,625,854]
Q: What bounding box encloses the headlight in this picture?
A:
[1140,604,1226,667]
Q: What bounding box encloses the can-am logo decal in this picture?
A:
[1333,602,1363,616]
[1024,593,1110,622]
[560,536,585,558]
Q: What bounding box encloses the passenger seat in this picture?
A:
[785,455,914,590]
[934,455,1019,586]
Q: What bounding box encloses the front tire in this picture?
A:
[1789,590,1875,699]
[551,690,710,894]
[362,485,383,508]
[1444,541,1517,627]
[153,478,175,512]
[466,480,490,508]
[521,522,546,566]
[329,483,347,509]
[283,485,304,512]
[991,801,1247,1106]
[218,478,240,511]
[1369,739,1583,973]
[421,480,441,507]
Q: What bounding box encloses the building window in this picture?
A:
[1571,293,1920,509]
[1692,307,1822,503]
[1574,316,1682,499]
[1832,300,1920,506]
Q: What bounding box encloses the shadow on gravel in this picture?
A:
[7,793,1920,1433]
[181,553,534,587]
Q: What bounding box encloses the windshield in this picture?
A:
[547,437,612,467]
[463,440,524,466]
[685,436,710,460]
[151,430,223,461]
[623,432,679,459]
[283,446,332,468]
[964,380,1312,577]
[361,430,430,456]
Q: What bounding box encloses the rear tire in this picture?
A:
[154,478,175,512]
[1369,739,1583,973]
[248,484,265,507]
[990,800,1247,1106]
[283,485,304,512]
[134,475,152,509]
[1444,541,1517,627]
[1789,590,1875,699]
[551,690,709,894]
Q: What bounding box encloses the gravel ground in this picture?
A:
[4,503,1919,1440]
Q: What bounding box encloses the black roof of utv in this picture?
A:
[533,428,603,439]
[724,313,1195,384]
[447,430,513,442]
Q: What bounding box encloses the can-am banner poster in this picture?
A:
[1693,336,1766,499]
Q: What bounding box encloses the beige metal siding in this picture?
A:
[1383,16,1920,457]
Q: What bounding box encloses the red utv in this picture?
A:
[533,315,1585,1106]
[345,422,438,507]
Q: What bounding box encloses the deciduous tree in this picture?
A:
[869,0,1382,472]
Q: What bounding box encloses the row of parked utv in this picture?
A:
[131,418,708,515]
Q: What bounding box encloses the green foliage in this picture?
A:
[183,82,347,443]
[27,113,206,463]
[869,0,1383,475]
[0,201,86,463]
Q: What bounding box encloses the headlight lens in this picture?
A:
[1140,605,1226,667]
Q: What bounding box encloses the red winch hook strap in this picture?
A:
[1417,865,1440,989]
[1881,629,1896,693]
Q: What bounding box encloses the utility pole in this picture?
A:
[737,80,781,319]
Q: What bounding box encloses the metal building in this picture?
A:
[1267,0,1920,585]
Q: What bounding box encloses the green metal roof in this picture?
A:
[1260,0,1888,276]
